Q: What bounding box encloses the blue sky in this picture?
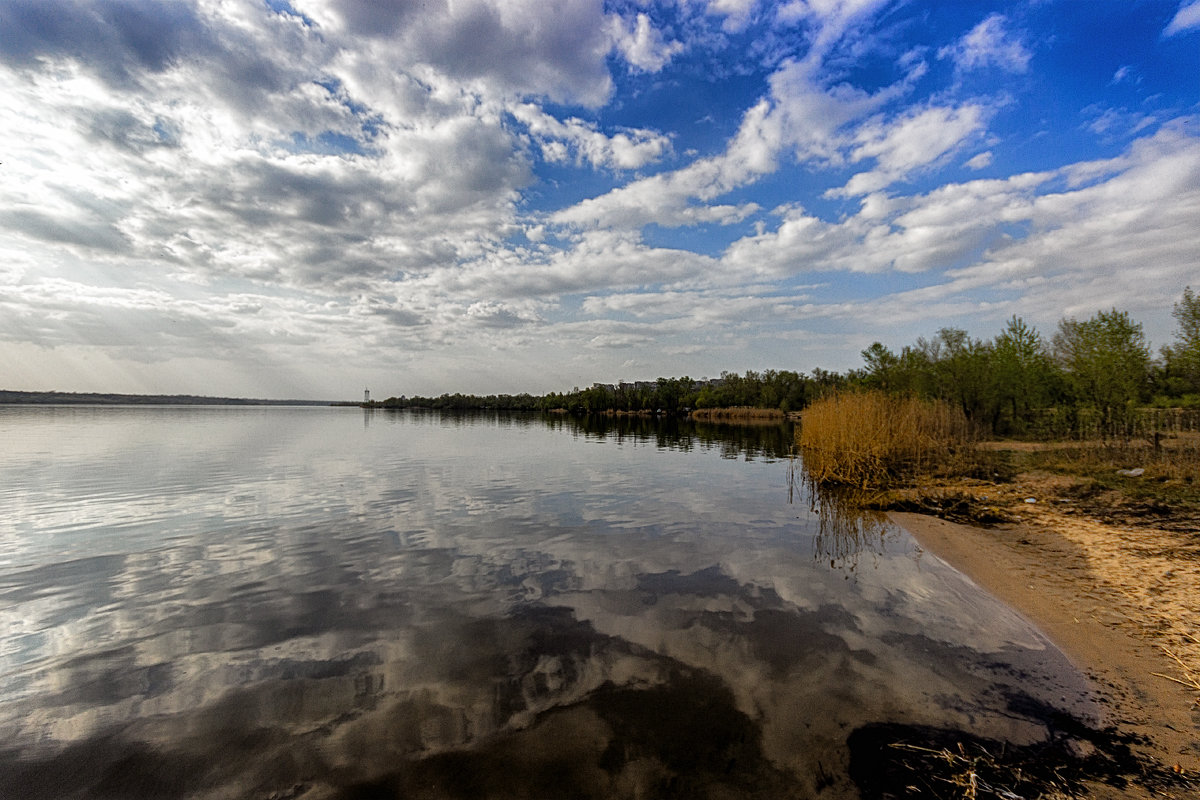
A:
[1,0,1198,400]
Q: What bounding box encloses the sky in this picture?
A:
[1,0,1198,401]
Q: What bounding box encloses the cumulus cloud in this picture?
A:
[0,0,613,396]
[581,288,813,327]
[551,167,761,230]
[939,14,1031,73]
[0,0,1195,396]
[551,52,939,231]
[433,229,719,300]
[0,0,546,295]
[296,0,617,107]
[720,120,1200,321]
[0,0,211,88]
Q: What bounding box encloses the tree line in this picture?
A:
[379,370,849,415]
[854,288,1199,436]
[380,288,1200,437]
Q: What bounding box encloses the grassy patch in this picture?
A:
[1018,444,1200,505]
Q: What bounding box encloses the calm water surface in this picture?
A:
[0,406,1096,799]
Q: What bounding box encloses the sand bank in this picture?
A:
[891,502,1200,789]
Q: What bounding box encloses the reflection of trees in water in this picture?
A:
[789,454,893,575]
[377,409,797,460]
[398,410,882,572]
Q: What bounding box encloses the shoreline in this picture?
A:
[891,508,1200,783]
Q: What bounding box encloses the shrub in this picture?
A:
[797,390,972,489]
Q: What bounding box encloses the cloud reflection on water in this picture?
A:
[0,407,1098,799]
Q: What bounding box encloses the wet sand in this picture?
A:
[892,498,1200,794]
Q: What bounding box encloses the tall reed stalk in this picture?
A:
[797,391,972,489]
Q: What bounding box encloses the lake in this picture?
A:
[0,405,1098,799]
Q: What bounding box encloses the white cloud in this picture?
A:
[431,229,719,299]
[706,0,758,33]
[0,0,1194,396]
[550,163,761,230]
[581,289,814,327]
[609,12,684,72]
[965,151,993,170]
[1084,106,1157,139]
[1111,65,1136,85]
[0,274,360,363]
[0,0,591,397]
[719,120,1200,333]
[0,0,545,298]
[511,103,672,170]
[830,104,987,196]
[295,0,617,107]
[550,55,905,231]
[774,0,892,63]
[939,14,1031,73]
[1164,1,1200,36]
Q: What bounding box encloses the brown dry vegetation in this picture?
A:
[880,436,1200,529]
[797,391,1200,525]
[690,406,786,422]
[798,394,1200,797]
[796,391,974,489]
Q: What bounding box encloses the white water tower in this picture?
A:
[364,388,370,403]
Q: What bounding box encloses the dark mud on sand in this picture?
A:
[850,706,1197,799]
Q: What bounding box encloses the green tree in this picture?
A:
[1053,308,1151,435]
[773,370,808,412]
[991,316,1057,434]
[655,377,693,413]
[808,367,845,400]
[892,345,936,397]
[1164,286,1200,395]
[860,342,899,391]
[930,327,995,424]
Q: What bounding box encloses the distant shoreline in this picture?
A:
[0,390,333,407]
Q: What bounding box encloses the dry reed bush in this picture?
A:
[691,406,785,422]
[797,391,972,489]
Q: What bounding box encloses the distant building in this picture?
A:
[364,388,370,403]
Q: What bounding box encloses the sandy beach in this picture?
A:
[891,474,1200,796]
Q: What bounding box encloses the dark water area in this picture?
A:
[0,406,1099,799]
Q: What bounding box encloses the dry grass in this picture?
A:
[1022,439,1200,491]
[852,719,1197,800]
[1151,634,1200,708]
[797,391,974,489]
[691,406,786,422]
